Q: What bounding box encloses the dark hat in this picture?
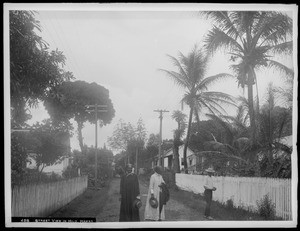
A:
[133,198,142,209]
[149,197,158,208]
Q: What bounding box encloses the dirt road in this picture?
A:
[51,177,203,222]
[50,177,262,222]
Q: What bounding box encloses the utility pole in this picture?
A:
[86,104,107,186]
[154,109,169,167]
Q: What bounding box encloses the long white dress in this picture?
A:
[144,172,165,221]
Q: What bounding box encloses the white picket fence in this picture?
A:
[176,174,292,220]
[12,176,88,217]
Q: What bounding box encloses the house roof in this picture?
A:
[163,145,195,158]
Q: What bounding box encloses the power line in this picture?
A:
[44,12,84,80]
[53,14,85,79]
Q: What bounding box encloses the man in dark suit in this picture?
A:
[119,164,141,221]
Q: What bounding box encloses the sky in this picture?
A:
[6,3,297,154]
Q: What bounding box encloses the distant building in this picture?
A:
[26,155,72,177]
[160,145,205,173]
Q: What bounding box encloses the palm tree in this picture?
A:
[201,11,293,144]
[172,110,187,173]
[160,46,236,173]
[256,83,292,177]
[204,85,292,177]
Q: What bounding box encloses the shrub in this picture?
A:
[226,198,234,210]
[256,194,276,220]
[192,193,202,200]
[62,164,79,179]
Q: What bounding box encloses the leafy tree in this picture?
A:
[44,80,115,154]
[108,118,147,170]
[171,110,187,173]
[113,151,127,175]
[27,119,71,174]
[108,119,136,154]
[145,133,160,167]
[11,132,29,187]
[11,119,72,186]
[202,11,293,144]
[160,45,236,173]
[136,118,147,146]
[10,10,73,127]
[133,118,147,172]
[74,146,114,183]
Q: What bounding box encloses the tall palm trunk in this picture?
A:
[183,105,194,173]
[194,110,201,131]
[247,70,257,145]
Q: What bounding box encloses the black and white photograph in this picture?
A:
[4,3,298,228]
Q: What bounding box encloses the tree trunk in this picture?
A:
[247,70,256,145]
[183,105,194,173]
[77,120,85,155]
[173,144,180,173]
[194,110,201,131]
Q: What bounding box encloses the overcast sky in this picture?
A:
[6,3,297,153]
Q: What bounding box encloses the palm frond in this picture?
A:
[267,60,294,79]
[200,11,241,40]
[230,11,260,37]
[253,12,293,47]
[204,26,243,55]
[165,54,190,83]
[158,69,190,90]
[222,114,249,134]
[196,97,228,116]
[183,49,208,85]
[237,96,249,108]
[196,73,235,91]
[206,113,235,141]
[200,91,237,105]
[265,41,293,55]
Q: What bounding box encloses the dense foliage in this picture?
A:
[202,11,293,143]
[10,11,73,127]
[44,80,115,154]
[160,46,236,172]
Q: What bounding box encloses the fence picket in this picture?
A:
[176,174,292,220]
[11,176,88,217]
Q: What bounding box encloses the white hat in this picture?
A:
[205,167,215,173]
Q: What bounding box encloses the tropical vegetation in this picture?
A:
[201,11,293,144]
[160,46,236,172]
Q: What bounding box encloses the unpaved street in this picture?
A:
[50,176,262,222]
[51,177,205,222]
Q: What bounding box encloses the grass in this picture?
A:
[49,181,111,218]
[169,187,265,221]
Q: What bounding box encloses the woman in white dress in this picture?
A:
[144,166,165,221]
